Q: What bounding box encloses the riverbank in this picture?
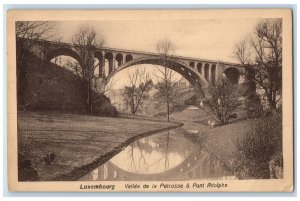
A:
[17,111,182,181]
[192,120,253,171]
[173,106,283,179]
[170,106,251,174]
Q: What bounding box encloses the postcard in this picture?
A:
[6,9,293,192]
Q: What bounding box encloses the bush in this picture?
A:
[233,114,282,179]
[205,79,240,125]
[92,94,118,117]
[244,94,264,119]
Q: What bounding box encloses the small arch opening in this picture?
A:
[189,62,195,68]
[125,54,133,62]
[116,53,123,67]
[104,52,114,75]
[196,63,202,74]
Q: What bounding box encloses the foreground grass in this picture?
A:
[17,111,182,181]
[178,111,281,179]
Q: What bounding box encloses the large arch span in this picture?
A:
[105,56,209,98]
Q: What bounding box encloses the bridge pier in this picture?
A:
[108,59,113,75]
[94,51,105,78]
[104,52,114,75]
[113,53,116,71]
[215,62,222,84]
[208,64,212,84]
[100,59,105,78]
[211,64,216,85]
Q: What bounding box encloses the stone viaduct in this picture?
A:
[18,37,245,97]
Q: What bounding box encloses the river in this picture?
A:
[78,128,236,181]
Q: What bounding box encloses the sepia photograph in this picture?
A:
[6,9,293,192]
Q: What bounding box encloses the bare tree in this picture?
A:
[154,37,178,121]
[122,67,152,115]
[16,21,56,67]
[153,67,180,121]
[16,21,57,110]
[71,25,105,114]
[201,77,239,125]
[234,19,282,112]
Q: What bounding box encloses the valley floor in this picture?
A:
[17,111,182,181]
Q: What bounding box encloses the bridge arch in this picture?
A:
[45,47,84,68]
[106,56,209,98]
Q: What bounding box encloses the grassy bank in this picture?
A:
[173,107,282,179]
[17,111,182,181]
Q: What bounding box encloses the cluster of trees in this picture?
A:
[121,65,190,119]
[232,19,283,179]
[59,26,117,116]
[234,19,282,114]
[121,68,153,115]
[199,19,282,125]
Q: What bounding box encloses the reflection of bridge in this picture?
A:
[79,148,234,181]
[19,38,245,96]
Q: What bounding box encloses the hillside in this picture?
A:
[18,55,86,112]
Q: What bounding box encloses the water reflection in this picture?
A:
[112,130,196,174]
[79,129,236,181]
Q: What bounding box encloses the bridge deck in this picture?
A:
[18,37,240,66]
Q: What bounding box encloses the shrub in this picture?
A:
[92,94,118,117]
[244,94,264,119]
[233,114,282,179]
[204,78,239,125]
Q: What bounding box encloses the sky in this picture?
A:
[54,18,261,89]
[56,18,260,62]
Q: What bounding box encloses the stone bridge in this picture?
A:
[18,37,245,96]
